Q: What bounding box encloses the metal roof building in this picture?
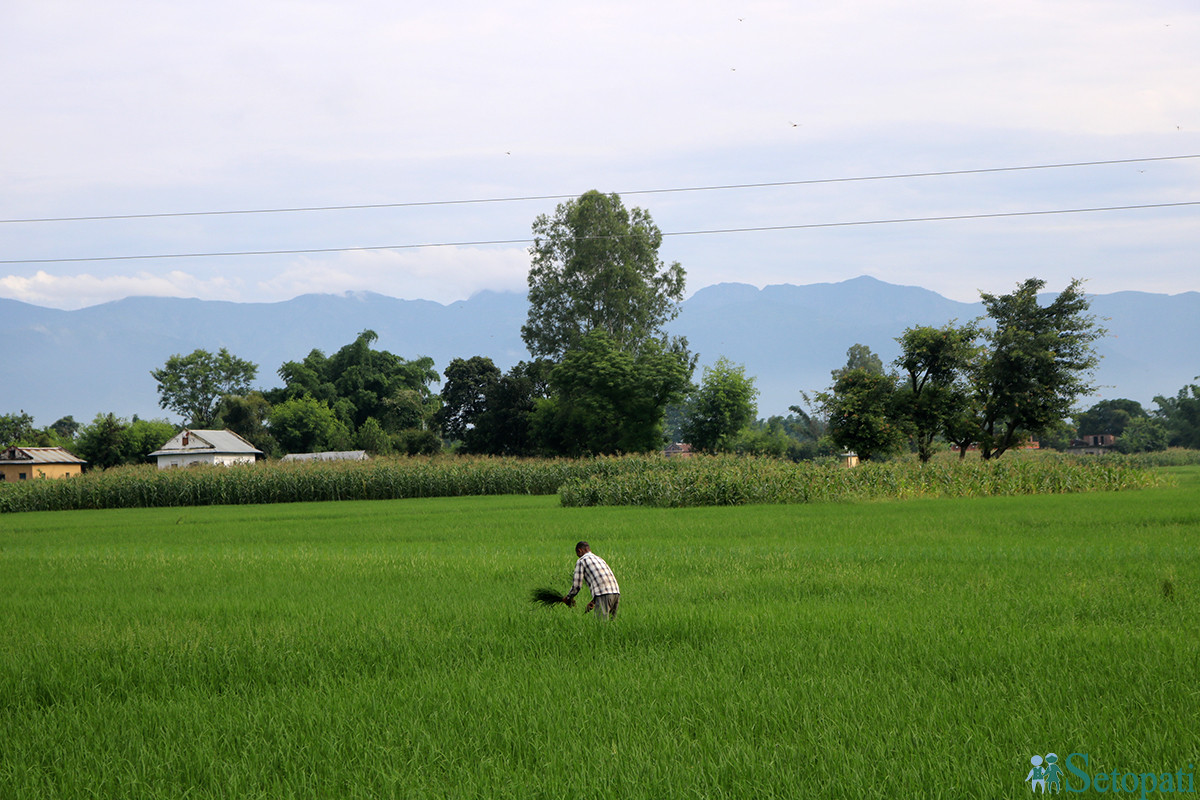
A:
[0,446,87,481]
[148,429,263,469]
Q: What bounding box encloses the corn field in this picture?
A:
[557,455,1166,507]
[0,453,1166,514]
[0,456,628,514]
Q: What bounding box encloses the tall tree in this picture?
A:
[971,278,1103,459]
[151,348,258,427]
[434,356,503,442]
[893,323,977,462]
[680,357,759,452]
[817,368,905,461]
[522,190,686,360]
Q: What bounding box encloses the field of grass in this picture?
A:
[2,468,1198,798]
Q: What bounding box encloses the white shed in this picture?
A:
[148,429,263,469]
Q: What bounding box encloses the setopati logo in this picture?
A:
[1024,753,1195,797]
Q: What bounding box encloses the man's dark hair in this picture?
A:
[575,541,590,553]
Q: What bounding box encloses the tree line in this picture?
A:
[4,191,1199,466]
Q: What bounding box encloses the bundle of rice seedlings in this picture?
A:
[530,587,574,608]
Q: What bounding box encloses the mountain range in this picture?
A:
[4,276,1198,427]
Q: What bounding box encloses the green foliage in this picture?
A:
[271,330,439,436]
[680,357,759,452]
[390,428,441,456]
[817,368,905,461]
[531,330,691,456]
[0,456,632,513]
[150,348,258,427]
[212,392,277,457]
[1114,416,1169,453]
[462,360,552,456]
[355,417,392,455]
[0,411,38,446]
[1075,398,1147,437]
[1154,382,1200,449]
[971,278,1103,459]
[434,356,502,441]
[72,413,177,468]
[831,342,884,381]
[893,323,977,462]
[522,190,686,360]
[559,454,1164,507]
[268,396,353,455]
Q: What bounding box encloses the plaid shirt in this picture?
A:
[566,552,620,601]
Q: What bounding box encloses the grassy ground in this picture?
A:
[2,469,1198,798]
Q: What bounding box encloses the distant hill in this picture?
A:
[4,276,1197,426]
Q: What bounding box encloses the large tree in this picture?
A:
[970,278,1103,459]
[151,348,258,427]
[522,190,686,360]
[271,330,439,434]
[818,368,905,462]
[1075,399,1147,438]
[531,330,691,456]
[465,360,552,456]
[268,396,353,455]
[893,323,977,462]
[680,357,759,452]
[434,356,503,443]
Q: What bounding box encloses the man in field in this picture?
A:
[564,541,620,620]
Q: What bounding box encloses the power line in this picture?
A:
[3,154,1199,225]
[2,200,1195,265]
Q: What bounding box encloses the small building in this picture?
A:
[1067,433,1117,456]
[280,451,369,463]
[663,443,694,458]
[0,446,87,481]
[148,429,263,469]
[839,451,860,469]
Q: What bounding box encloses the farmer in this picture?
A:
[564,541,620,619]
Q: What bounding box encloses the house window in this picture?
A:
[19,472,28,480]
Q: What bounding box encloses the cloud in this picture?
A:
[0,270,243,310]
[254,247,530,304]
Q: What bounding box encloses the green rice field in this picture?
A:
[2,468,1198,798]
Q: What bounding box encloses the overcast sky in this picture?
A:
[3,0,1197,310]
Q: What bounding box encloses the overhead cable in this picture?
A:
[2,200,1196,265]
[2,154,1198,225]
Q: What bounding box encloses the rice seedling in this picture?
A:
[529,587,575,607]
[2,469,1198,798]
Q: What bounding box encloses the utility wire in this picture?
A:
[2,200,1196,265]
[2,154,1198,225]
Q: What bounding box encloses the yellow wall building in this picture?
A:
[0,446,87,481]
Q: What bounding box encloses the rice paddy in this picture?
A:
[2,468,1198,798]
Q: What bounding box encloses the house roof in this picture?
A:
[0,446,87,465]
[148,429,263,457]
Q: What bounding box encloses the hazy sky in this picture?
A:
[3,0,1198,310]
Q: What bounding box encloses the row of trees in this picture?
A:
[814,279,1199,460]
[6,191,1197,466]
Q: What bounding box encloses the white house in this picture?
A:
[148,429,263,469]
